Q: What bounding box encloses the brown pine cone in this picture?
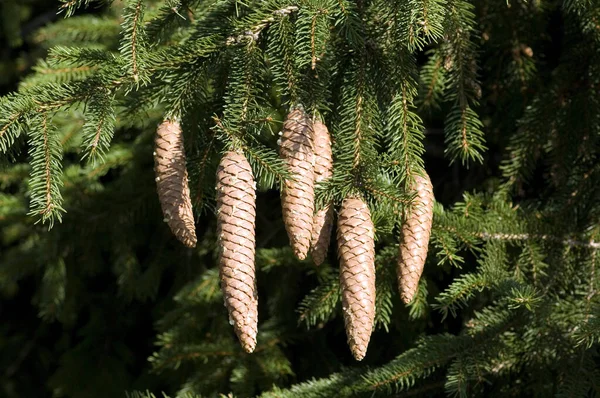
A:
[310,120,334,266]
[216,150,258,353]
[337,197,376,361]
[279,107,315,260]
[154,119,197,247]
[397,173,434,304]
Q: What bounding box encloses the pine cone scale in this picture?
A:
[216,151,258,353]
[337,197,376,361]
[219,222,255,237]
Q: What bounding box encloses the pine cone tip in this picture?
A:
[181,232,197,248]
[240,335,256,353]
[311,252,325,266]
[401,290,416,305]
[351,345,368,361]
[295,249,308,261]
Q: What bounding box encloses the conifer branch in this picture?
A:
[363,182,411,206]
[226,5,299,45]
[441,0,486,164]
[386,81,425,183]
[310,10,329,70]
[0,81,103,153]
[42,116,52,214]
[130,2,142,81]
[58,0,97,17]
[353,93,364,169]
[478,232,600,249]
[297,269,340,327]
[439,222,600,249]
[119,0,148,86]
[81,89,116,161]
[419,50,445,109]
[35,15,120,46]
[213,116,291,188]
[27,113,65,227]
[267,9,298,101]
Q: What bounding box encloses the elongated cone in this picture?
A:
[154,119,197,247]
[310,120,334,265]
[337,197,376,361]
[216,151,258,353]
[397,173,434,304]
[279,107,315,260]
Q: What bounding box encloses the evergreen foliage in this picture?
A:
[1,0,600,397]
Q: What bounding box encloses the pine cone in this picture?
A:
[154,119,197,247]
[279,107,315,260]
[216,150,258,353]
[310,120,334,266]
[337,197,376,361]
[397,173,434,304]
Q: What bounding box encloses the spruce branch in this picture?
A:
[310,12,319,70]
[418,49,446,110]
[35,15,120,46]
[386,85,425,182]
[59,0,102,17]
[27,113,65,227]
[363,180,412,207]
[478,232,600,249]
[21,61,97,90]
[444,104,485,164]
[334,58,380,189]
[145,0,197,42]
[81,89,116,162]
[0,81,104,153]
[226,5,299,46]
[297,268,340,328]
[439,222,600,250]
[404,0,446,50]
[119,0,149,87]
[213,116,291,189]
[266,11,298,101]
[149,35,221,71]
[441,0,486,164]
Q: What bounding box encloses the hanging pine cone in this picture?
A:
[337,197,376,361]
[279,107,315,260]
[310,120,334,266]
[397,173,434,304]
[154,119,197,247]
[216,150,258,353]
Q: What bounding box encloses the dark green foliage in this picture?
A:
[2,1,600,397]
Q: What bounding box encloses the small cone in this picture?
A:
[154,119,197,247]
[337,197,376,361]
[397,173,434,304]
[310,120,334,266]
[216,151,258,353]
[279,107,315,260]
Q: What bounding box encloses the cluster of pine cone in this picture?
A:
[152,110,435,360]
